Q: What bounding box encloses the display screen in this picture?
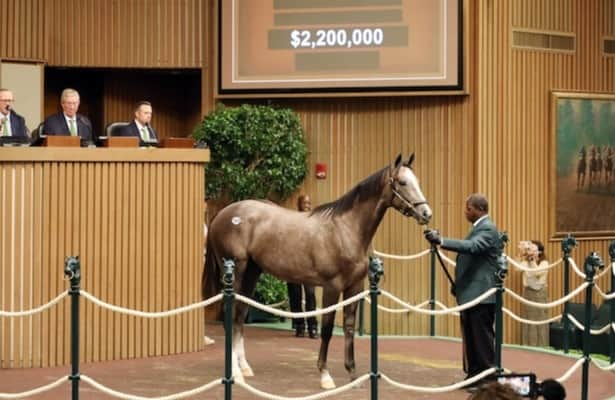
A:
[218,0,462,95]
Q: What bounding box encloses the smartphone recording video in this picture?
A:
[496,373,537,398]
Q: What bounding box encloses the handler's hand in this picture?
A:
[424,229,442,246]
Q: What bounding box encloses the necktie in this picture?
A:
[141,127,150,141]
[1,118,8,136]
[68,119,77,136]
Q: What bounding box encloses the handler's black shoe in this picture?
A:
[295,328,305,337]
[308,329,319,339]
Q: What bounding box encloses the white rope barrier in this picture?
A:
[380,368,497,393]
[595,284,615,300]
[436,250,456,266]
[371,248,430,261]
[590,358,615,371]
[594,262,613,280]
[556,357,585,383]
[79,291,223,318]
[567,314,615,335]
[434,300,460,316]
[235,290,368,319]
[505,256,563,272]
[506,256,559,272]
[363,298,431,314]
[80,375,219,400]
[0,376,67,399]
[379,288,498,315]
[235,374,370,400]
[568,257,586,279]
[266,299,289,309]
[0,291,68,317]
[505,282,589,309]
[503,308,562,325]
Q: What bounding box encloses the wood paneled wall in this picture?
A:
[0,0,206,68]
[250,0,614,344]
[0,0,46,61]
[0,148,207,368]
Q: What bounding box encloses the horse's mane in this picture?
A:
[311,166,388,219]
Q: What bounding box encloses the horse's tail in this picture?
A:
[202,239,221,300]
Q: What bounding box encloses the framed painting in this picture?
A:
[552,91,615,238]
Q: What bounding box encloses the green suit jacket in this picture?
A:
[441,217,499,305]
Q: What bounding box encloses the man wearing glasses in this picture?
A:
[0,88,29,138]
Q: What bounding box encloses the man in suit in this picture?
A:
[424,193,500,388]
[0,88,29,138]
[287,194,319,339]
[43,88,94,144]
[117,101,158,146]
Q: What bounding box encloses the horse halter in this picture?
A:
[388,177,427,217]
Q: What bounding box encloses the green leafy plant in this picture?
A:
[254,273,288,306]
[194,103,308,308]
[193,103,308,202]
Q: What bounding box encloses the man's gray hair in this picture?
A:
[61,88,80,102]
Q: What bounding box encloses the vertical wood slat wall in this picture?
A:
[475,0,615,343]
[1,0,205,68]
[271,0,614,344]
[1,0,613,348]
[0,150,205,368]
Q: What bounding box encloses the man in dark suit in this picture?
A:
[42,88,94,144]
[424,193,500,388]
[0,88,29,138]
[116,101,158,146]
[287,194,319,339]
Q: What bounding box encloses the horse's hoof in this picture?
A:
[320,376,336,390]
[241,366,254,377]
[233,373,245,384]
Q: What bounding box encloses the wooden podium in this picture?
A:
[42,135,81,147]
[104,136,140,147]
[0,147,209,368]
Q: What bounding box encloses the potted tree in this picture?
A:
[193,103,308,322]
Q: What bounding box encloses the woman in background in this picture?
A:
[519,240,549,346]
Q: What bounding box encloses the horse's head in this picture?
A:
[388,153,432,225]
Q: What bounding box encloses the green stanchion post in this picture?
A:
[429,245,436,337]
[222,259,235,400]
[64,256,81,400]
[581,251,603,400]
[368,256,384,400]
[609,241,615,364]
[494,232,508,372]
[561,234,577,354]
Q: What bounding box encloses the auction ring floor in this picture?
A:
[1,322,613,399]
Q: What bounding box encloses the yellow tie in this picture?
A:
[1,117,8,136]
[68,119,77,136]
[141,127,150,141]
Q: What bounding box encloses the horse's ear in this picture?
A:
[393,153,402,168]
[406,153,415,167]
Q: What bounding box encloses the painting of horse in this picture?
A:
[203,153,432,389]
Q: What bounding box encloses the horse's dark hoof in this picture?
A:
[308,329,319,339]
[295,329,305,337]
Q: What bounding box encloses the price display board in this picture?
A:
[218,0,463,96]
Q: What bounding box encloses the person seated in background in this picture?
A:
[117,101,158,146]
[0,88,29,138]
[42,88,94,145]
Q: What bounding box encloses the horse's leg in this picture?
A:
[318,288,340,389]
[234,260,261,378]
[342,282,363,383]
